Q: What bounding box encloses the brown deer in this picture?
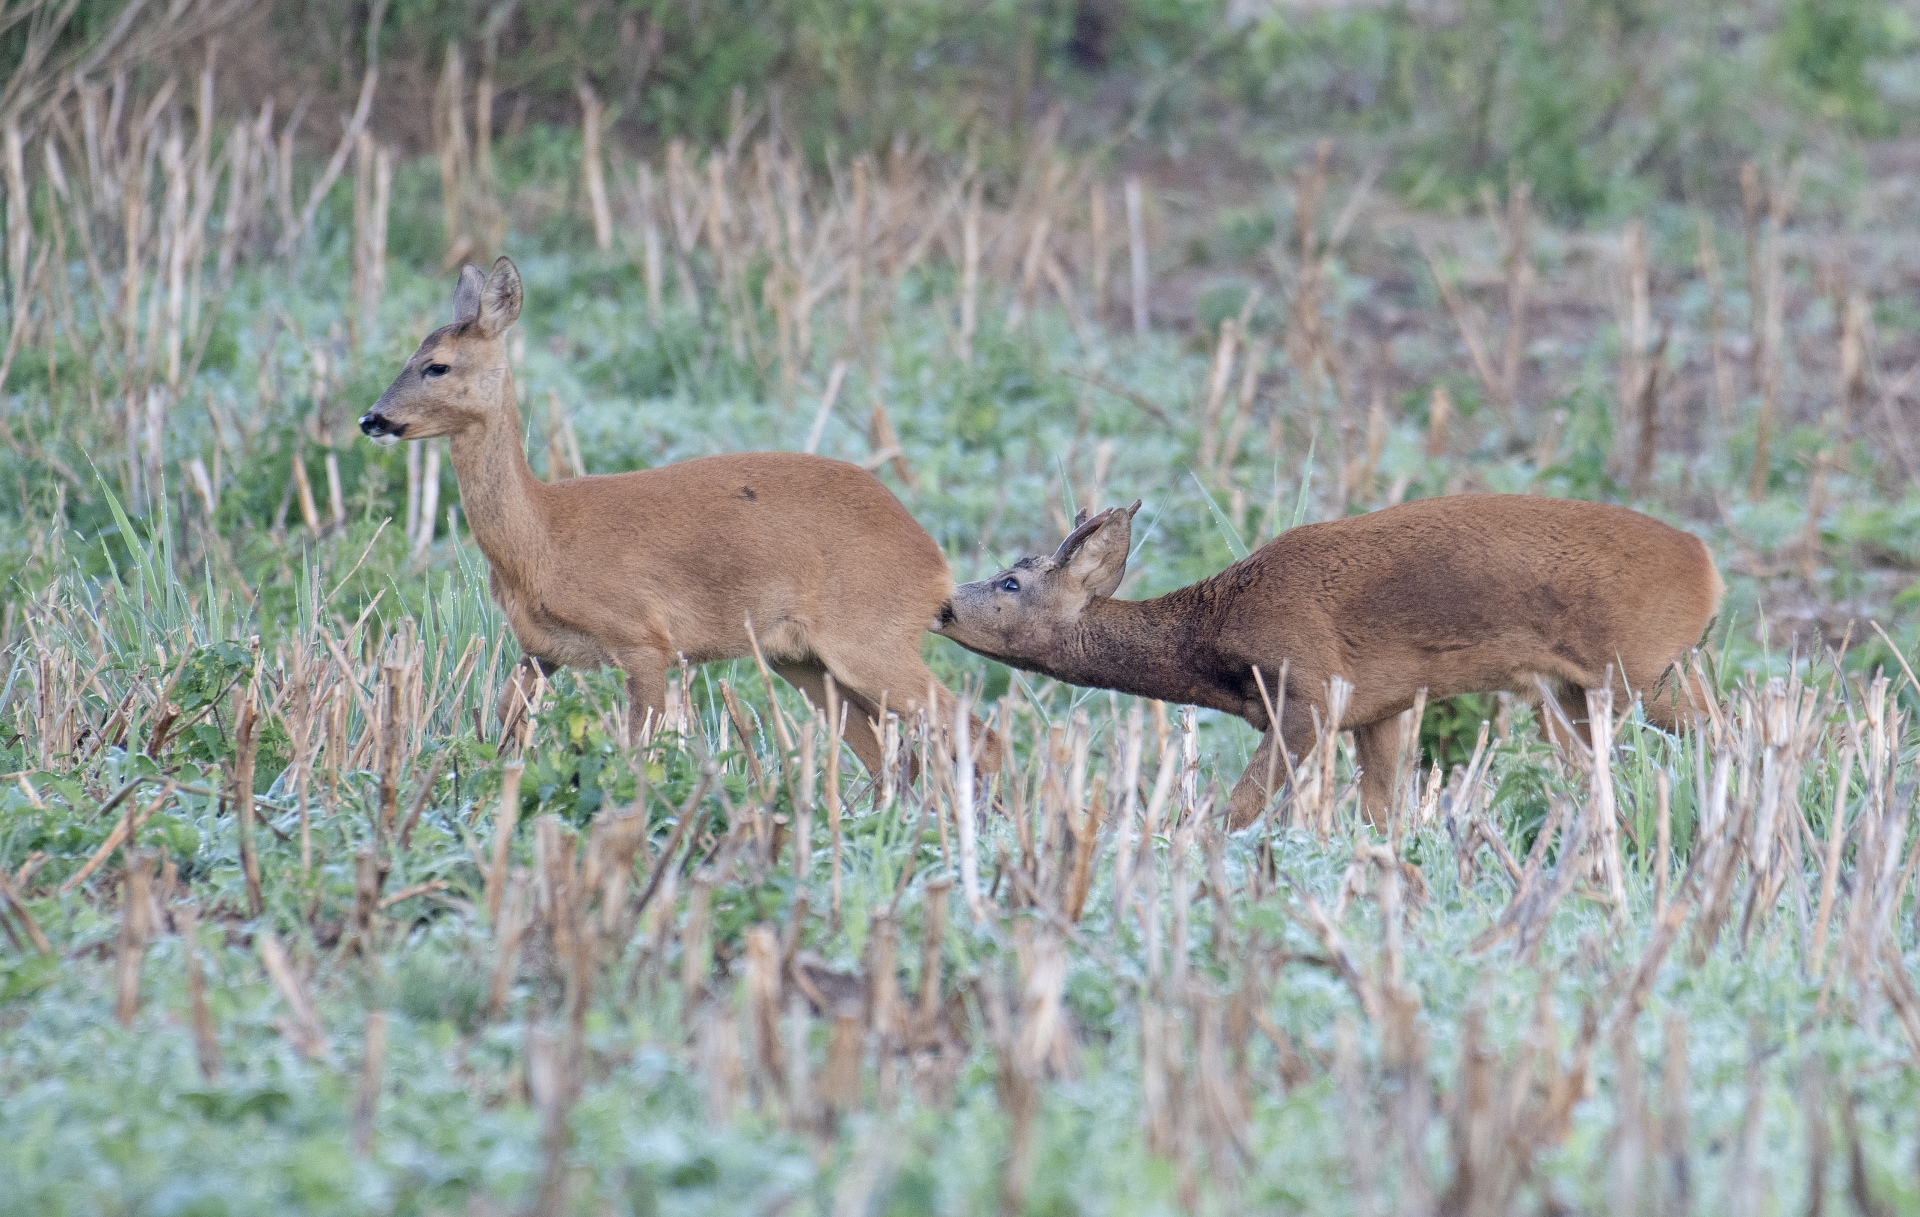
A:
[936,494,1721,828]
[361,257,997,777]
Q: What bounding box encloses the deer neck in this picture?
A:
[1060,592,1238,714]
[446,366,547,589]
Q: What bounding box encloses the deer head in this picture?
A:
[936,501,1141,662]
[360,257,523,446]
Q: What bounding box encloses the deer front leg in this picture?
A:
[1352,711,1419,830]
[616,649,669,747]
[1226,704,1316,830]
[1228,730,1285,830]
[496,655,557,744]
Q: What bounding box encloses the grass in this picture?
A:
[1,58,1920,1217]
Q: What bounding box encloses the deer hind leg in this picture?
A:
[1532,651,1707,760]
[768,659,833,722]
[773,657,891,775]
[816,645,1003,781]
[770,659,886,776]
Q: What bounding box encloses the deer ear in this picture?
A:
[453,263,486,324]
[477,256,523,338]
[1059,507,1133,599]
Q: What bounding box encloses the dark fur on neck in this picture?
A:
[1042,584,1254,717]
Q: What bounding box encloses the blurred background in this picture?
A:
[34,0,1919,215]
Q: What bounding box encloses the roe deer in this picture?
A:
[936,494,1721,828]
[360,257,997,776]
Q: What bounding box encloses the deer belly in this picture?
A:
[502,598,616,670]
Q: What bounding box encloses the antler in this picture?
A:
[1051,500,1142,565]
[1053,509,1115,564]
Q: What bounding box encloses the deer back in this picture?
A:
[521,450,955,663]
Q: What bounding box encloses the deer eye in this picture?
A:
[999,577,1020,593]
[424,363,450,378]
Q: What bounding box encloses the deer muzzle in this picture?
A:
[359,411,406,446]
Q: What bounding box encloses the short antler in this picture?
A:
[1052,500,1142,565]
[1053,512,1111,564]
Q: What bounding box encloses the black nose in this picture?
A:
[359,412,403,437]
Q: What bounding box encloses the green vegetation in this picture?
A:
[2,0,1920,1213]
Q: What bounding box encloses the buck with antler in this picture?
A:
[937,495,1720,827]
[362,257,996,776]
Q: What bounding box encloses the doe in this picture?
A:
[361,257,995,776]
[937,494,1721,827]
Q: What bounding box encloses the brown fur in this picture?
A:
[938,494,1722,827]
[362,258,998,776]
